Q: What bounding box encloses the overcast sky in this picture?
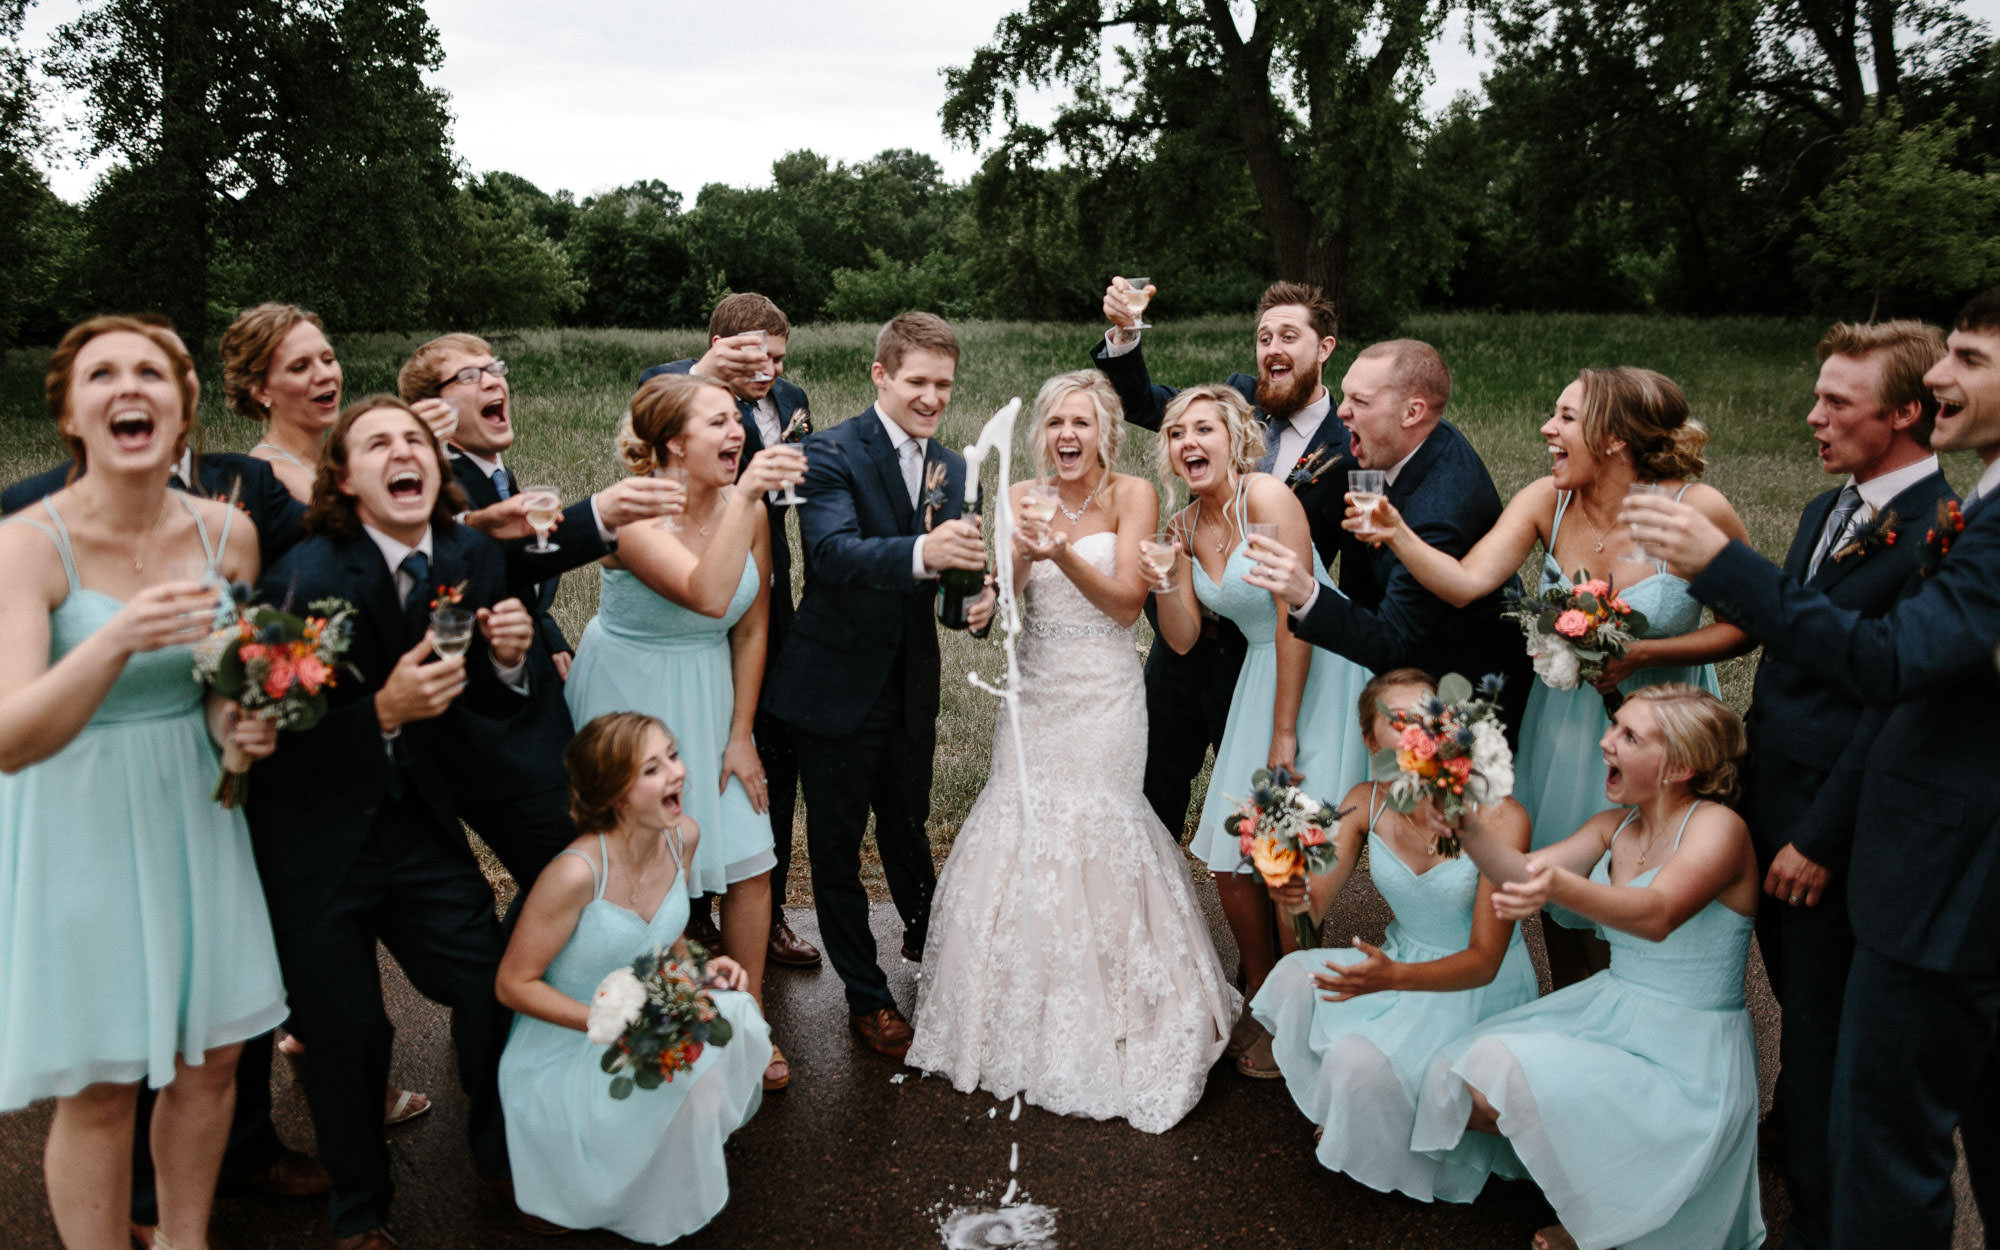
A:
[15,0,1995,205]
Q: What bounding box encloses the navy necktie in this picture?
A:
[1808,484,1863,577]
[491,468,511,500]
[398,550,429,607]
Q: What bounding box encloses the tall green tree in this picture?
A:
[47,0,458,337]
[943,0,1461,330]
[0,0,75,354]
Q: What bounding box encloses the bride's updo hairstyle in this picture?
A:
[566,711,673,835]
[1029,370,1124,482]
[1153,383,1265,485]
[1625,683,1745,803]
[1576,366,1708,482]
[619,372,734,476]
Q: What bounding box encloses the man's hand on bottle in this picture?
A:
[921,517,986,573]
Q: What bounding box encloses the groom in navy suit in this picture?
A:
[640,293,821,968]
[1738,320,1954,1250]
[765,312,992,1056]
[1246,338,1531,739]
[1629,287,2000,1249]
[1090,280,1352,834]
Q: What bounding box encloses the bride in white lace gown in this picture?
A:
[907,371,1239,1134]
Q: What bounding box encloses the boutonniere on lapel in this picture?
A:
[1920,499,1965,577]
[429,581,466,613]
[780,409,812,445]
[1830,508,1899,563]
[1286,447,1337,493]
[920,460,950,531]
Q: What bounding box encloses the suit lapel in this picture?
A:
[449,449,502,509]
[859,409,918,532]
[342,536,410,667]
[737,398,767,459]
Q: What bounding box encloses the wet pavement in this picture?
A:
[2,862,1985,1249]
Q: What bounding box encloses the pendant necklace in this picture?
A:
[1058,484,1098,525]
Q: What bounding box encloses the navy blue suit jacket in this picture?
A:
[245,521,526,925]
[763,407,965,739]
[3,451,306,565]
[638,360,809,649]
[1694,494,2000,975]
[1290,421,1532,734]
[1739,469,1955,870]
[1090,339,1351,564]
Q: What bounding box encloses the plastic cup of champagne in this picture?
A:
[1622,482,1662,563]
[741,329,772,383]
[1123,277,1153,330]
[1347,470,1388,543]
[430,606,475,660]
[1140,531,1179,591]
[1243,521,1279,576]
[662,466,691,532]
[522,484,562,553]
[1017,483,1059,543]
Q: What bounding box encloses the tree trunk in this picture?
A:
[1867,0,1899,101]
[156,2,211,340]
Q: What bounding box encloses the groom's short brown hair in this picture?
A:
[874,312,959,376]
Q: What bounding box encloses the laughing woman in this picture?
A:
[1347,367,1750,987]
[221,304,346,503]
[0,317,287,1250]
[497,712,770,1242]
[1411,684,1765,1250]
[566,373,801,1092]
[1145,384,1371,1078]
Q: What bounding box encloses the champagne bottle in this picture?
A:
[935,477,986,632]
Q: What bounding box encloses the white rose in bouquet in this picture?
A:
[1466,718,1514,806]
[586,965,648,1046]
[1528,629,1581,691]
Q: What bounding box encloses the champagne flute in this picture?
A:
[430,606,475,660]
[774,409,810,506]
[1347,469,1388,543]
[741,330,772,383]
[1621,482,1662,564]
[1140,531,1179,591]
[522,484,562,553]
[1122,277,1154,331]
[662,466,691,532]
[1243,521,1279,576]
[163,555,227,632]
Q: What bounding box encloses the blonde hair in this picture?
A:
[1626,683,1745,803]
[1154,384,1264,485]
[1576,367,1708,481]
[1029,370,1124,484]
[620,372,734,476]
[220,303,327,422]
[1816,320,1947,445]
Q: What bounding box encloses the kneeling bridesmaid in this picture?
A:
[1411,684,1764,1250]
[497,713,771,1244]
[1249,669,1537,1201]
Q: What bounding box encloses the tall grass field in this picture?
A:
[5,313,1983,898]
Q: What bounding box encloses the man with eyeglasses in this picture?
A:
[397,334,678,898]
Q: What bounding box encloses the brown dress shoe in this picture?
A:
[331,1230,396,1250]
[224,1145,331,1198]
[767,918,821,968]
[850,1007,915,1057]
[684,900,723,951]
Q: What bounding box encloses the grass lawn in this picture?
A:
[4,313,1984,897]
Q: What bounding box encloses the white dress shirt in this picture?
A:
[876,410,937,579]
[361,523,527,691]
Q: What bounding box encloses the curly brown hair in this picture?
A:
[220,303,328,422]
[1575,367,1708,481]
[621,372,736,476]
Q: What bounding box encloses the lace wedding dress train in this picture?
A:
[907,532,1239,1133]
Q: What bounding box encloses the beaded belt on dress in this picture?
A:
[1022,618,1129,641]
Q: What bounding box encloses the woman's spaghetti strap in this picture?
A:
[252,442,311,471]
[1669,800,1704,854]
[19,500,81,591]
[1606,806,1642,846]
[174,490,226,568]
[556,840,607,900]
[1365,783,1392,835]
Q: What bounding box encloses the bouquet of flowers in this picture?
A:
[191,592,356,807]
[1369,673,1512,858]
[1228,766,1344,949]
[1502,570,1648,713]
[588,940,736,1099]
